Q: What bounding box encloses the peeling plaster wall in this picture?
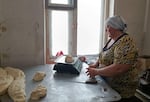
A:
[0,0,150,67]
[114,0,147,55]
[0,0,45,67]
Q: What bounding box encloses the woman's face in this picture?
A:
[106,25,115,38]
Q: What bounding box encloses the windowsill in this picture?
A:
[46,54,99,65]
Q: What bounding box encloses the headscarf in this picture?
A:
[106,15,127,32]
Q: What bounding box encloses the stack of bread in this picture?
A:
[0,67,26,102]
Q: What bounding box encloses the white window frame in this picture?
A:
[45,0,114,63]
[45,0,77,59]
[46,0,76,10]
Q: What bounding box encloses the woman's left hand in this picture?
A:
[86,67,99,78]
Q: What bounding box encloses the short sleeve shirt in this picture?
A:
[99,34,138,98]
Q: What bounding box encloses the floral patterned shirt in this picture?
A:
[99,33,138,98]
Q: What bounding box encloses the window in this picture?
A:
[50,0,69,4]
[46,0,75,10]
[77,0,103,55]
[45,0,113,62]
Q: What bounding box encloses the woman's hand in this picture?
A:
[86,67,99,78]
[89,64,98,68]
[89,60,99,68]
[79,56,86,62]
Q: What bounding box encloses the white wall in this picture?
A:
[0,0,3,24]
[114,0,147,55]
[143,0,150,55]
[0,0,2,20]
[0,0,45,67]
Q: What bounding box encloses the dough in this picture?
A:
[65,55,74,63]
[0,68,14,95]
[33,71,46,81]
[4,67,26,102]
[8,78,26,102]
[4,67,25,80]
[0,67,7,77]
[30,84,47,100]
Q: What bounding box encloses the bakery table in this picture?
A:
[0,63,121,102]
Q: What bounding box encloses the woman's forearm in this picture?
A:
[97,64,131,77]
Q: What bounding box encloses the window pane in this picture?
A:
[50,0,69,5]
[50,10,69,56]
[77,0,102,55]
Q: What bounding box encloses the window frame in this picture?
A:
[45,0,113,63]
[45,0,77,10]
[45,0,77,63]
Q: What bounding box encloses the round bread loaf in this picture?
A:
[65,55,74,63]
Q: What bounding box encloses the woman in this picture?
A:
[86,15,141,101]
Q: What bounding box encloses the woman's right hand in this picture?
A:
[89,61,99,68]
[89,64,97,68]
[86,67,99,77]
